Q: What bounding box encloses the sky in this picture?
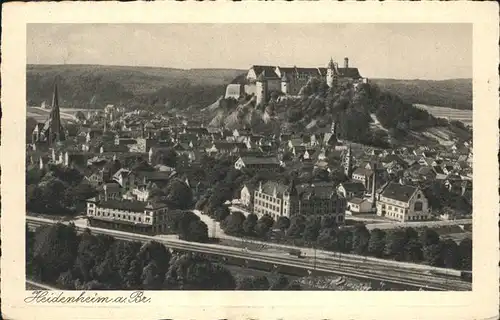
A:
[27,23,472,80]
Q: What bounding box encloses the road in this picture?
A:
[27,216,471,291]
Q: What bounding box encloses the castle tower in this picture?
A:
[255,71,268,107]
[343,144,353,178]
[281,72,290,95]
[326,58,337,88]
[46,79,66,145]
[344,57,349,69]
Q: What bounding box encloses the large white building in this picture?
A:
[252,180,346,222]
[86,197,174,234]
[375,182,431,222]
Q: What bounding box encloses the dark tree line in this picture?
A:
[26,223,299,290]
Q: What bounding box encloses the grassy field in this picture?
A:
[414,104,472,126]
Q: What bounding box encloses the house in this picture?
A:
[346,198,373,215]
[375,182,431,222]
[234,156,281,172]
[337,182,366,199]
[239,184,254,208]
[351,167,375,189]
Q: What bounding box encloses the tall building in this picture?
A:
[39,79,66,145]
[342,145,353,177]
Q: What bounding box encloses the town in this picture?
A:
[25,57,473,291]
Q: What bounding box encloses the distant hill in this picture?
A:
[26,64,472,113]
[26,64,245,110]
[370,78,472,110]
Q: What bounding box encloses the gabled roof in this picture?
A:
[239,156,280,165]
[339,181,366,193]
[336,67,362,79]
[379,182,418,203]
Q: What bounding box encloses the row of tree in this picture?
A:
[26,223,300,290]
[200,209,472,270]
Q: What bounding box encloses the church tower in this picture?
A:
[46,79,66,145]
[326,58,338,88]
[255,71,268,107]
[342,144,353,178]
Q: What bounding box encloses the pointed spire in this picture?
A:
[47,77,65,145]
[328,57,335,69]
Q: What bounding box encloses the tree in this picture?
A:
[141,261,164,290]
[441,239,460,269]
[320,215,338,229]
[423,243,444,267]
[243,213,258,235]
[221,211,246,236]
[165,179,193,210]
[185,220,209,243]
[384,229,408,260]
[195,197,208,211]
[274,216,290,231]
[367,228,386,257]
[56,270,76,289]
[404,239,423,263]
[458,238,472,270]
[269,273,290,290]
[303,216,321,243]
[176,211,201,239]
[213,206,230,222]
[336,229,353,253]
[286,215,306,239]
[352,224,371,255]
[418,227,440,247]
[33,223,79,283]
[317,228,337,251]
[255,214,275,238]
[137,241,171,278]
[167,253,235,290]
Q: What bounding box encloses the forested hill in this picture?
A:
[281,79,471,147]
[370,78,472,110]
[207,78,471,148]
[26,64,471,112]
[26,64,245,110]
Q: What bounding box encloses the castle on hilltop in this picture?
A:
[225,57,368,106]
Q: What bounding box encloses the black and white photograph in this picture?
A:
[1,2,499,320]
[24,23,474,292]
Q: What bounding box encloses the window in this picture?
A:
[417,194,421,199]
[414,201,423,211]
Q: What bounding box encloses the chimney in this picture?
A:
[344,57,349,69]
[371,163,377,206]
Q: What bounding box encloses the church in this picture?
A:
[31,80,67,147]
[225,57,367,106]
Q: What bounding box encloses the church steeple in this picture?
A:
[343,144,353,178]
[47,78,65,145]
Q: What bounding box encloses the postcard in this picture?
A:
[1,2,499,320]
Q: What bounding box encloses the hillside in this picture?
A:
[26,64,245,110]
[370,78,472,110]
[205,78,471,148]
[27,64,471,112]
